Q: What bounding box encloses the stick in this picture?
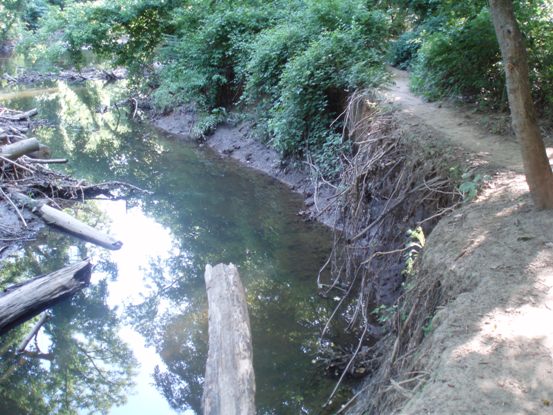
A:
[0,108,38,121]
[25,158,68,164]
[0,155,34,173]
[16,313,49,353]
[0,187,27,228]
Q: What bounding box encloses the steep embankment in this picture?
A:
[351,69,553,414]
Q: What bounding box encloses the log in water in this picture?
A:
[0,260,91,335]
[203,263,255,415]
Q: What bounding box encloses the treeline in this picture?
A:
[6,0,553,173]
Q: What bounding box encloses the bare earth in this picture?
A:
[382,69,553,415]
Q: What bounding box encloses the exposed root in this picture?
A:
[317,90,462,406]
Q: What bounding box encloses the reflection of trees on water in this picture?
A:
[0,230,136,415]
[5,80,340,413]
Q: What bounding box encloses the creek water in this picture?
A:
[0,77,349,414]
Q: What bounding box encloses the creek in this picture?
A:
[0,78,349,413]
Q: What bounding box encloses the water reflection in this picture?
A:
[0,231,136,415]
[0,79,345,413]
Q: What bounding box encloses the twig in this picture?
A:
[361,246,412,265]
[16,313,49,353]
[324,320,369,408]
[131,98,138,119]
[0,187,27,227]
[336,382,372,414]
[0,155,34,173]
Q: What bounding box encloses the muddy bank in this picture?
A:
[151,77,553,415]
[153,108,338,228]
[152,95,465,387]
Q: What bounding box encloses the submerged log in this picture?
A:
[11,192,123,250]
[0,137,40,160]
[0,260,91,335]
[203,263,255,415]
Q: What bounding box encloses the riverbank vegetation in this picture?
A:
[5,1,553,173]
[390,0,553,114]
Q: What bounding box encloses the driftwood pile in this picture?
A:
[0,105,142,338]
[1,67,126,85]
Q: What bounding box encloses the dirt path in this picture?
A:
[370,69,553,415]
[384,68,529,173]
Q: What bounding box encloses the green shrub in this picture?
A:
[403,1,553,114]
[152,1,275,111]
[388,15,446,69]
[389,30,422,70]
[269,25,387,157]
[19,0,393,177]
[410,8,503,104]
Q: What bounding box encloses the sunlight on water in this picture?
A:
[95,200,179,307]
[0,78,347,414]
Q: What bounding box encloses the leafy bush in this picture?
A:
[389,30,421,70]
[154,0,390,171]
[152,1,276,111]
[409,8,503,103]
[388,15,445,69]
[270,23,388,157]
[401,1,553,113]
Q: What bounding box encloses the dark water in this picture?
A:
[0,79,347,414]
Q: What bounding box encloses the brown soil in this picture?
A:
[348,70,553,414]
[397,172,553,415]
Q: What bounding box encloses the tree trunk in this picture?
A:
[0,137,40,160]
[203,263,255,415]
[489,0,553,208]
[0,260,91,335]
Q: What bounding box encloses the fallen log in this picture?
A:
[28,143,51,159]
[11,192,123,250]
[25,158,68,164]
[0,137,40,160]
[0,108,38,121]
[0,260,91,336]
[203,263,255,415]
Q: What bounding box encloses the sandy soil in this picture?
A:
[398,172,553,415]
[380,70,553,415]
[384,67,553,172]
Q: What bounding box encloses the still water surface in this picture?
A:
[0,78,344,413]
